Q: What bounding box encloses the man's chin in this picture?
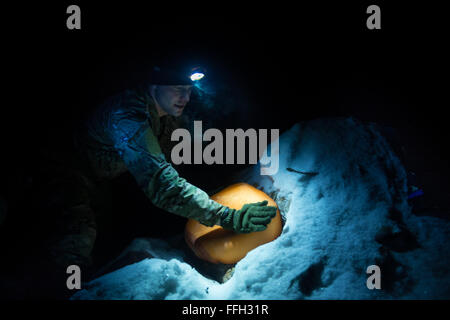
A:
[172,108,184,116]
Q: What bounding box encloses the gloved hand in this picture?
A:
[220,200,277,233]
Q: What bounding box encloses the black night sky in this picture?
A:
[7,2,447,204]
[5,3,448,160]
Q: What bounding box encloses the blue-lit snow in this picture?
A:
[71,117,450,300]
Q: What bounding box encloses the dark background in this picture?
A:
[1,1,449,298]
[12,2,449,205]
[4,2,448,163]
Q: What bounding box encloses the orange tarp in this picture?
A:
[185,183,282,264]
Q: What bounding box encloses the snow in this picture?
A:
[71,117,450,300]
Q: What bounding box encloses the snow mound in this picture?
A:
[72,117,450,300]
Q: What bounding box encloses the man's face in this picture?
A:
[153,85,193,116]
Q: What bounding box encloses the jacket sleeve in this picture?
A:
[110,107,228,227]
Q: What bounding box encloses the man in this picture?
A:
[33,62,277,281]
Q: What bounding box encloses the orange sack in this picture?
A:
[185,183,282,264]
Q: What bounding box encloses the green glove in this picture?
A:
[220,200,277,233]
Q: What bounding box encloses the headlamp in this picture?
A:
[150,64,206,85]
[190,72,204,81]
[189,67,206,82]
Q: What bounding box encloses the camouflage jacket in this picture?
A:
[74,86,228,227]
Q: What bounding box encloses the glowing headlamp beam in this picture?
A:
[190,72,204,81]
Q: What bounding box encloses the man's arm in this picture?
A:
[110,108,228,227]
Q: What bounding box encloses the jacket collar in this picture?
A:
[136,85,161,137]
